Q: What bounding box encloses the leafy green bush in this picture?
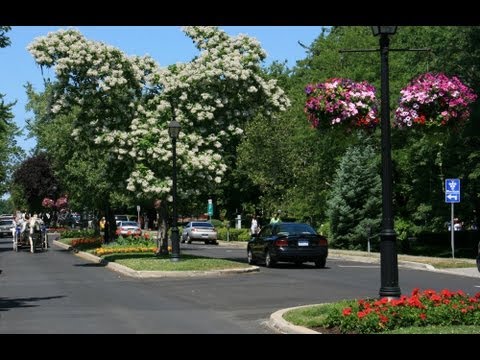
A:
[237,230,252,241]
[113,234,155,247]
[210,219,223,228]
[61,229,95,239]
[217,228,250,241]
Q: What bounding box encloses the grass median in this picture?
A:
[102,252,251,271]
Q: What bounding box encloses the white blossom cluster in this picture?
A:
[28,26,290,200]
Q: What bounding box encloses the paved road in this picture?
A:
[1,238,479,333]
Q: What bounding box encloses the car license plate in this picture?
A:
[298,240,309,246]
[202,234,208,237]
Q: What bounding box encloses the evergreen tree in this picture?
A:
[327,139,381,249]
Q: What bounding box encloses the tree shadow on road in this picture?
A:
[0,295,66,311]
[73,262,106,267]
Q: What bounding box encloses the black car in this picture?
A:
[247,222,328,268]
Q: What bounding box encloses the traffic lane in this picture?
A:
[180,243,480,297]
[135,258,480,329]
[0,236,13,252]
[0,242,269,333]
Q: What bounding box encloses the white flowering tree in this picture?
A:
[28,26,289,239]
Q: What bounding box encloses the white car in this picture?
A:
[181,222,218,245]
[116,221,142,236]
[0,219,16,237]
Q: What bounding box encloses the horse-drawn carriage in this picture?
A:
[13,217,48,253]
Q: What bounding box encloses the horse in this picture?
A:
[17,215,46,253]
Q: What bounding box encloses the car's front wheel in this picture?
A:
[247,248,256,265]
[186,235,192,244]
[265,250,276,268]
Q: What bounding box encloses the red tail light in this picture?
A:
[275,239,289,247]
[319,238,328,246]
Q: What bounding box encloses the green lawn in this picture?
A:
[384,325,480,334]
[102,252,251,271]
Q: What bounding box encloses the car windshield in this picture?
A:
[192,222,213,228]
[120,221,139,227]
[276,223,316,236]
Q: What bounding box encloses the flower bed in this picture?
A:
[323,288,480,333]
[304,78,379,130]
[71,237,103,250]
[93,245,171,256]
[94,246,156,256]
[394,72,477,128]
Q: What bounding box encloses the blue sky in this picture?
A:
[0,26,322,153]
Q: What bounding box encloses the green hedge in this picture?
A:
[61,229,95,239]
[217,228,251,241]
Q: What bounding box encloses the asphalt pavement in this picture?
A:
[55,239,480,333]
[2,237,479,333]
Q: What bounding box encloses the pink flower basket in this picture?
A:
[305,78,379,130]
[394,72,477,129]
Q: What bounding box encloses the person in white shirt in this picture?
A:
[250,215,259,235]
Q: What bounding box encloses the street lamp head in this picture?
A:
[371,26,398,36]
[168,120,181,139]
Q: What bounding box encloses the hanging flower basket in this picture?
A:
[55,196,68,209]
[42,197,55,208]
[394,72,477,129]
[304,78,379,130]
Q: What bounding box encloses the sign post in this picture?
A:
[136,205,141,227]
[207,199,213,220]
[445,179,460,259]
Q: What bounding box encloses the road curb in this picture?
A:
[52,240,259,278]
[268,305,321,334]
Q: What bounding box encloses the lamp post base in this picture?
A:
[379,230,401,298]
[170,226,180,262]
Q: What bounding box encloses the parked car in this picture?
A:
[115,215,130,225]
[181,221,218,245]
[0,219,15,237]
[116,221,142,236]
[247,222,328,268]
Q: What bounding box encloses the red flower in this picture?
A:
[342,307,352,316]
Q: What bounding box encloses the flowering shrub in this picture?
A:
[94,246,156,256]
[304,78,379,130]
[114,234,154,247]
[42,197,55,208]
[394,73,477,128]
[28,27,289,200]
[70,237,103,250]
[324,288,480,333]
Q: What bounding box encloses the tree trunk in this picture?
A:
[155,199,169,255]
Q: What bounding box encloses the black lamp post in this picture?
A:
[372,26,401,298]
[168,120,181,262]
